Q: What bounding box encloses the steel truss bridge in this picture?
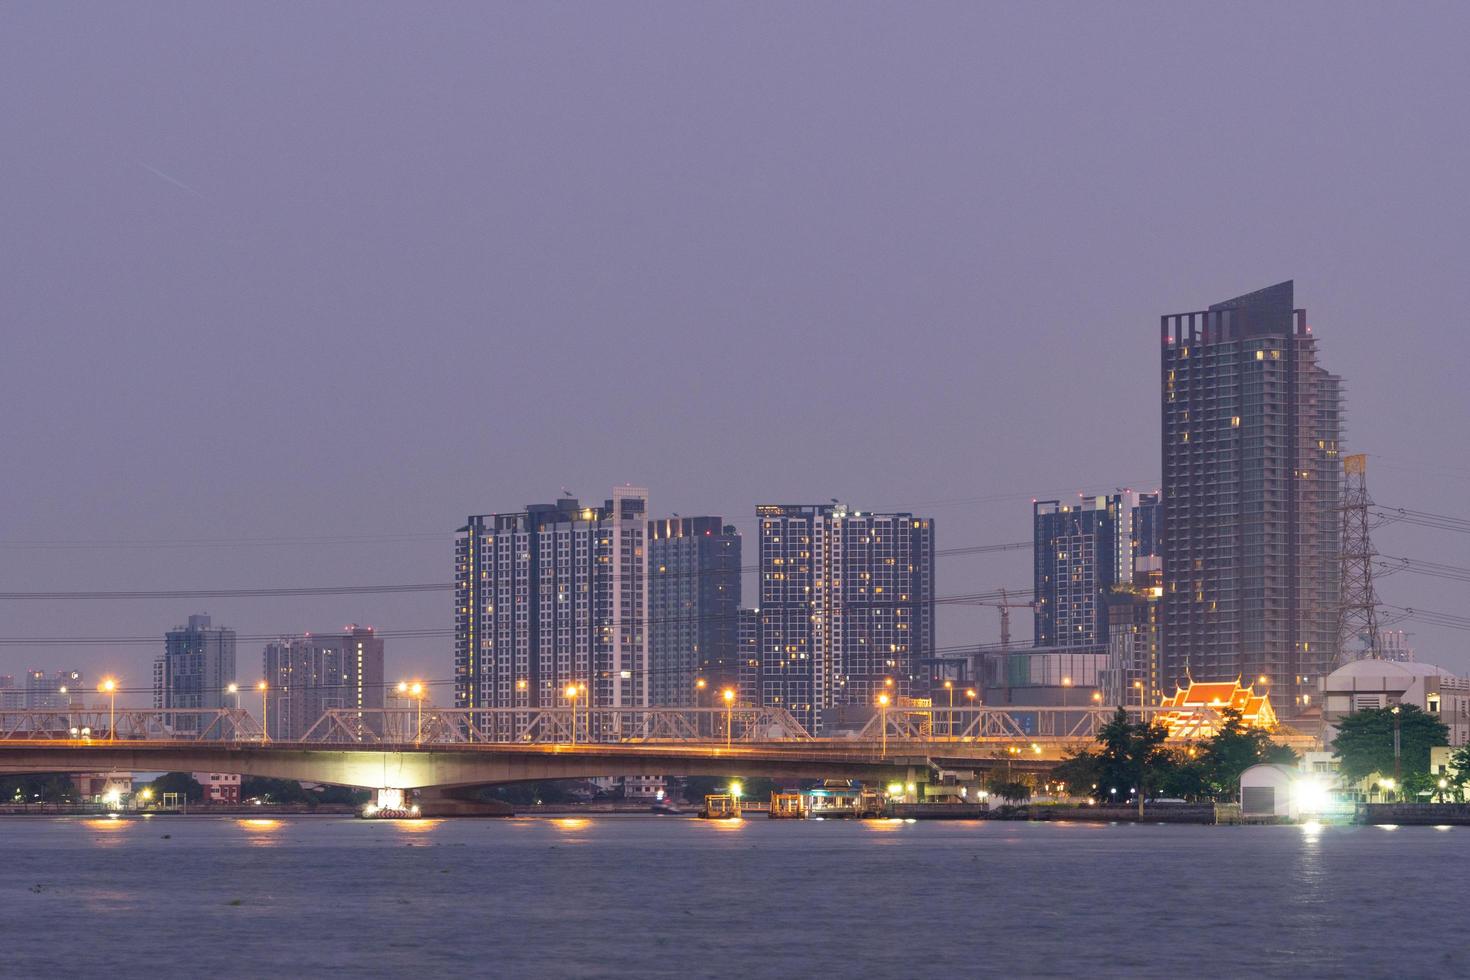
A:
[0,705,1316,793]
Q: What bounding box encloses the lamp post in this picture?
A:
[1392,705,1402,788]
[721,688,736,748]
[99,678,117,741]
[397,681,425,745]
[565,684,580,745]
[257,681,269,743]
[965,688,977,738]
[876,693,891,760]
[1133,680,1145,719]
[226,682,239,711]
[943,679,954,738]
[695,678,708,736]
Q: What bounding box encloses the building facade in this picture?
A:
[1101,560,1163,707]
[647,517,741,707]
[1161,281,1342,714]
[155,615,237,731]
[737,608,762,706]
[455,488,649,723]
[756,504,935,734]
[22,669,84,709]
[1033,491,1161,648]
[263,625,384,740]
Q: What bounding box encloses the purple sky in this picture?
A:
[2,2,1467,705]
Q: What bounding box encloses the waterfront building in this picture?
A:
[454,487,649,723]
[194,772,241,804]
[1155,679,1278,738]
[647,517,741,707]
[23,670,84,709]
[262,625,384,740]
[1033,491,1161,648]
[755,503,935,734]
[1161,281,1343,714]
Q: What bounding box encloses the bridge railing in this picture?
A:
[299,706,814,745]
[0,709,263,742]
[852,705,1227,744]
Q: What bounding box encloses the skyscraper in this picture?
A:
[262,625,385,740]
[1033,491,1161,648]
[455,487,649,724]
[647,517,741,706]
[1161,281,1342,713]
[756,504,935,734]
[156,614,237,730]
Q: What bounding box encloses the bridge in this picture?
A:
[0,704,1310,803]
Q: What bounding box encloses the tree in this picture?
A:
[0,773,77,805]
[240,776,309,804]
[146,772,204,804]
[987,779,1032,804]
[1094,707,1171,815]
[1197,708,1299,800]
[1051,748,1103,799]
[1333,705,1449,784]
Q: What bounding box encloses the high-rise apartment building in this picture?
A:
[455,488,649,723]
[155,614,237,731]
[22,670,84,709]
[756,504,935,734]
[1033,491,1161,648]
[263,625,384,739]
[0,676,21,710]
[647,517,741,707]
[1161,281,1342,713]
[737,608,762,706]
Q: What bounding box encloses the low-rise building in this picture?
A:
[195,772,241,804]
[1321,659,1470,746]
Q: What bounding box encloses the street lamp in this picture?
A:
[257,681,269,742]
[1133,680,1145,717]
[226,682,239,710]
[397,681,426,745]
[943,679,954,738]
[721,688,737,748]
[565,683,580,745]
[1391,705,1402,787]
[876,692,891,760]
[99,678,117,742]
[1062,676,1073,715]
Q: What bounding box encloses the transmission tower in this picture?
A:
[1337,453,1382,662]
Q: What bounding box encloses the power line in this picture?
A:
[0,540,1031,601]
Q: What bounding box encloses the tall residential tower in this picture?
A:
[1160,281,1342,713]
[756,504,934,734]
[1032,491,1161,648]
[454,488,649,726]
[647,517,741,706]
[155,615,237,732]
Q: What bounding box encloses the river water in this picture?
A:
[1,814,1463,978]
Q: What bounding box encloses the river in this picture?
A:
[1,815,1462,978]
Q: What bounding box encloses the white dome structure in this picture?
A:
[1321,658,1470,746]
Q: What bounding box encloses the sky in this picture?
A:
[2,1,1467,706]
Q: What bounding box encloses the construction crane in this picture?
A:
[976,586,1034,651]
[963,588,1034,704]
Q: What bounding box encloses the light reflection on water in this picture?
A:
[7,817,1470,978]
